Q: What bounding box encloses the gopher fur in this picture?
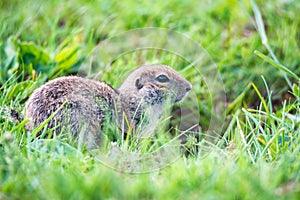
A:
[26,64,192,149]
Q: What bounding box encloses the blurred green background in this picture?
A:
[1,0,300,199]
[1,0,299,100]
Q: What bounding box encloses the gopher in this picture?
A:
[25,64,192,149]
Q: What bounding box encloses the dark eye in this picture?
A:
[155,74,170,83]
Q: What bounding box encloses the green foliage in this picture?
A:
[1,0,300,199]
[0,36,83,86]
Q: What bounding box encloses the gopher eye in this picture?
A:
[155,74,170,83]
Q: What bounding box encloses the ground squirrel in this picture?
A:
[25,64,192,149]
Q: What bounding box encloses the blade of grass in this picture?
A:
[252,82,270,114]
[261,76,272,113]
[226,82,252,115]
[251,0,292,87]
[236,116,255,164]
[254,50,300,82]
[30,101,67,137]
[260,127,285,160]
[216,109,240,148]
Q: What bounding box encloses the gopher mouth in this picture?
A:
[175,97,181,102]
[175,84,192,102]
[175,94,188,103]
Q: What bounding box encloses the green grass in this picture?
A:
[1,0,300,199]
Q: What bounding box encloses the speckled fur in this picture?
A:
[26,76,117,148]
[26,64,192,149]
[117,65,192,135]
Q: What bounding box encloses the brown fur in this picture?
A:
[26,64,192,149]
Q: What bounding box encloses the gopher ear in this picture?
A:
[135,78,143,90]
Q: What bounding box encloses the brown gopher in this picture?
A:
[25,64,192,149]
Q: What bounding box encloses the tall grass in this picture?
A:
[1,0,300,199]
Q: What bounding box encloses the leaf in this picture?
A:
[2,37,52,79]
[292,84,300,97]
[1,37,83,83]
[17,40,51,66]
[54,39,80,71]
[29,139,83,157]
[0,38,18,83]
[4,37,19,69]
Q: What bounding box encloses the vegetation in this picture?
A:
[1,0,300,199]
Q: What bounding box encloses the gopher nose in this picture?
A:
[186,83,192,92]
